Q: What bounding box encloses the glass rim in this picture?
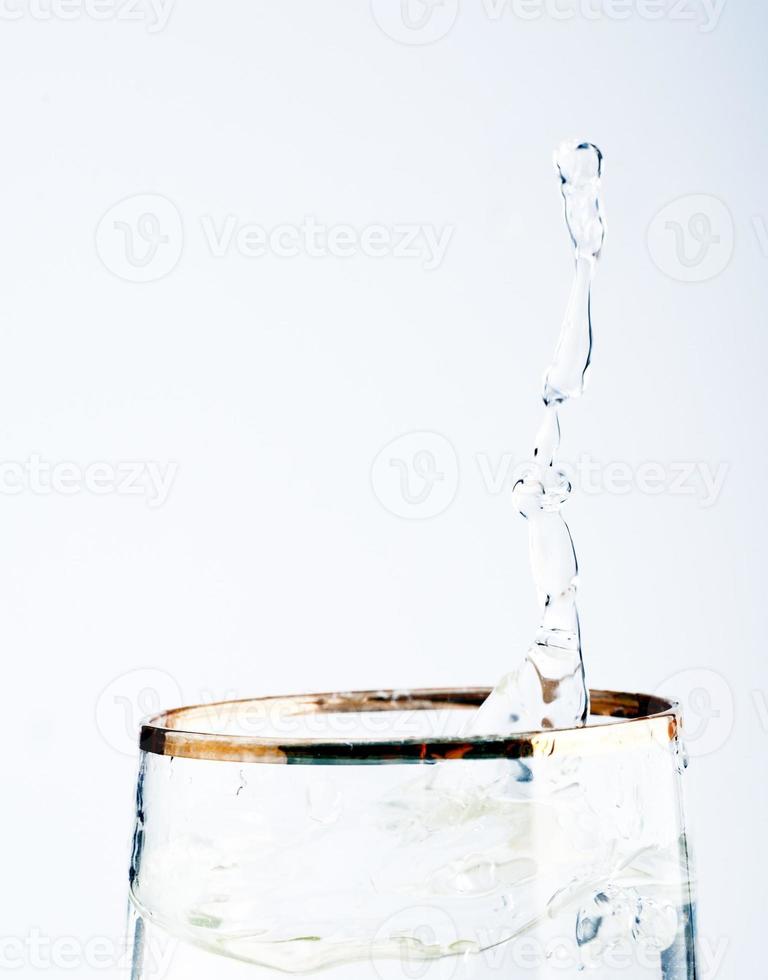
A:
[139,687,679,765]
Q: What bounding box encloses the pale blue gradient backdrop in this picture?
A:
[1,3,765,977]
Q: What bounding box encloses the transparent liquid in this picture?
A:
[129,709,696,979]
[470,141,605,735]
[131,910,696,979]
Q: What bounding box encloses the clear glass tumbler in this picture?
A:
[126,688,697,979]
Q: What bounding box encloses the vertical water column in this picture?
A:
[469,141,605,734]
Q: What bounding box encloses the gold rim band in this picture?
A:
[138,688,679,765]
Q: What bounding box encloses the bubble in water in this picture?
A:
[468,141,605,735]
[576,885,639,953]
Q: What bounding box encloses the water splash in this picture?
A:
[468,140,605,734]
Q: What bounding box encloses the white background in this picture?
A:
[1,1,766,977]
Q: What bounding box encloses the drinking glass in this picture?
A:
[126,688,697,979]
